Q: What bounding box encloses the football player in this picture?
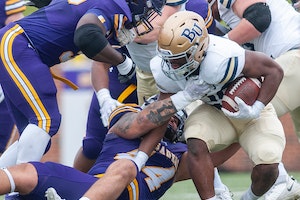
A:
[0,0,165,169]
[210,0,300,198]
[0,92,239,200]
[115,10,285,200]
[73,51,138,173]
[126,0,217,106]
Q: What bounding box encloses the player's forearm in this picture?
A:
[138,124,167,156]
[91,61,110,92]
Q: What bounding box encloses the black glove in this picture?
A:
[25,0,51,8]
[118,63,136,84]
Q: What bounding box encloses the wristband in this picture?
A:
[116,54,133,75]
[133,151,149,171]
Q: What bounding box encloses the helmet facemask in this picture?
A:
[128,0,166,36]
[160,43,203,81]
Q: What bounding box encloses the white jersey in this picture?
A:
[126,41,158,73]
[218,0,300,58]
[150,34,245,108]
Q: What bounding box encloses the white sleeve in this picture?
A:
[150,56,185,93]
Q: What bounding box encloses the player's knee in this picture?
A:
[187,138,209,157]
[82,139,102,159]
[48,114,61,136]
[254,146,282,165]
[117,159,137,181]
[120,159,137,181]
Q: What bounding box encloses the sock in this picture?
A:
[275,162,288,184]
[16,124,51,164]
[241,187,260,200]
[0,141,19,168]
[213,168,226,190]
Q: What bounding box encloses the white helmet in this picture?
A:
[158,10,209,81]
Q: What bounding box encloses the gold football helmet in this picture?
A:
[158,10,209,81]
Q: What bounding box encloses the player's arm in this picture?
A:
[223,50,283,119]
[91,61,123,127]
[226,0,271,45]
[74,13,124,65]
[74,13,134,81]
[242,50,283,106]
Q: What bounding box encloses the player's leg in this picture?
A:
[0,162,97,199]
[0,26,61,166]
[80,159,137,200]
[0,163,38,195]
[136,67,159,106]
[0,95,16,156]
[73,93,105,172]
[185,104,237,199]
[239,104,286,199]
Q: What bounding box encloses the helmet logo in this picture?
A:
[181,22,203,43]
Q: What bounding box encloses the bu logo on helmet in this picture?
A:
[181,22,203,43]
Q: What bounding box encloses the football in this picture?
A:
[222,76,262,112]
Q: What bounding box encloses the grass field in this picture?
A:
[160,171,300,199]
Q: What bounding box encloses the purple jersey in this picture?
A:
[0,0,134,137]
[186,0,216,34]
[16,0,132,67]
[0,0,25,28]
[21,136,187,200]
[89,134,187,200]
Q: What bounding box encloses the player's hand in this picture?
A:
[222,97,265,119]
[170,77,210,111]
[96,89,122,127]
[184,76,210,101]
[117,55,136,84]
[117,28,137,46]
[25,0,51,8]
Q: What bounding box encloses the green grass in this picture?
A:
[160,171,300,199]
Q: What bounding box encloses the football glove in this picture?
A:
[96,88,122,127]
[117,28,137,47]
[117,54,136,84]
[222,97,265,119]
[171,77,210,111]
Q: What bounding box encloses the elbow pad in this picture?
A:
[243,2,271,33]
[74,24,108,59]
